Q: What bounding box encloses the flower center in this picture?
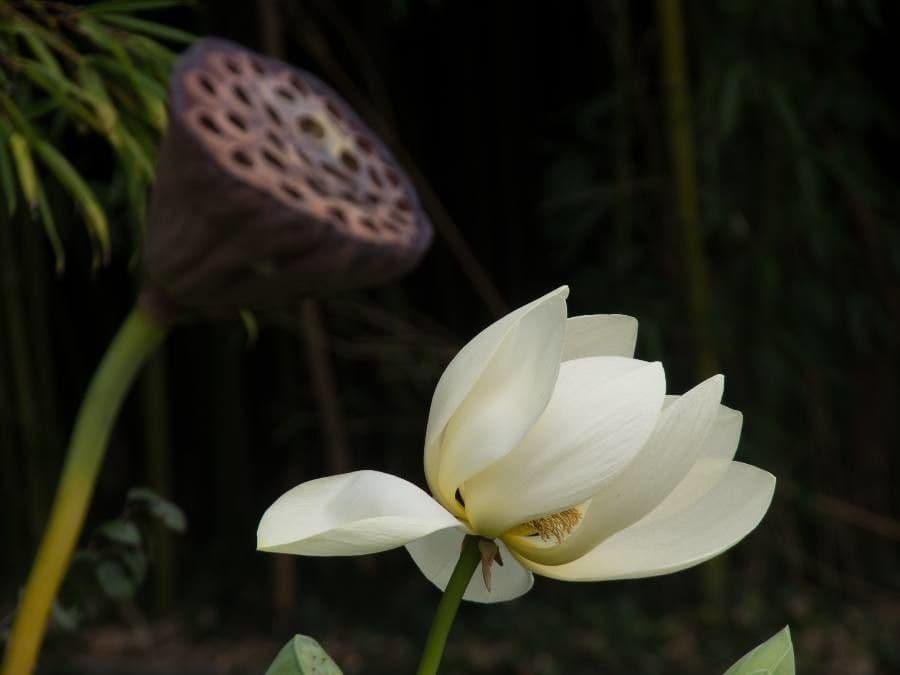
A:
[521,507,582,543]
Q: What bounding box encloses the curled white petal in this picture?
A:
[513,374,724,565]
[433,290,568,509]
[640,404,744,521]
[520,462,775,581]
[257,470,459,556]
[464,357,665,538]
[561,314,638,361]
[406,528,533,603]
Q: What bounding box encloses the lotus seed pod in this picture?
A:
[264,635,342,675]
[140,37,432,322]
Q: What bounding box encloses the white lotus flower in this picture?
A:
[257,286,775,603]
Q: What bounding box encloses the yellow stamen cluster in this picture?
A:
[525,507,582,543]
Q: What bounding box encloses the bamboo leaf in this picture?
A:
[8,132,39,211]
[2,7,83,63]
[123,34,177,75]
[0,124,17,216]
[16,26,64,77]
[37,183,66,274]
[100,14,195,45]
[82,0,191,15]
[79,18,168,131]
[76,64,119,134]
[30,138,111,266]
[18,59,109,130]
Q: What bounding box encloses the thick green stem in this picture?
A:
[415,535,481,675]
[1,306,168,675]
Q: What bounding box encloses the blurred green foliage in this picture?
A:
[0,0,192,270]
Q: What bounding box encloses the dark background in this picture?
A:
[2,1,898,673]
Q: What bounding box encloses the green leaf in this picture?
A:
[97,520,142,547]
[36,184,66,274]
[8,132,39,211]
[96,559,137,600]
[127,487,187,533]
[51,602,82,632]
[724,626,795,675]
[30,138,111,265]
[0,124,17,216]
[100,14,196,45]
[82,0,191,15]
[91,54,168,131]
[76,64,119,134]
[118,549,149,583]
[265,635,342,675]
[123,34,177,75]
[240,311,259,345]
[16,26,64,77]
[17,59,109,129]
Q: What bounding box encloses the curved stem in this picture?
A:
[2,306,168,675]
[415,535,481,675]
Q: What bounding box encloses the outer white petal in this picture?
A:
[638,404,743,523]
[512,374,724,564]
[434,291,568,507]
[464,357,665,538]
[561,314,638,361]
[406,527,533,603]
[423,286,569,510]
[520,462,775,581]
[257,470,460,556]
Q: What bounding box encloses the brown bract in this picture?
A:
[140,37,432,322]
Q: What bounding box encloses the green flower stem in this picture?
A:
[2,305,168,675]
[415,535,481,675]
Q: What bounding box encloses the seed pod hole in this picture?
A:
[264,104,283,127]
[262,148,286,171]
[227,112,247,131]
[199,114,222,135]
[326,100,343,122]
[266,131,286,150]
[199,75,216,95]
[225,58,242,75]
[280,182,304,201]
[276,86,295,102]
[356,135,374,155]
[323,163,351,184]
[367,166,383,188]
[232,85,252,107]
[289,74,309,95]
[328,206,347,225]
[306,177,327,195]
[232,149,254,168]
[339,150,360,172]
[298,116,326,138]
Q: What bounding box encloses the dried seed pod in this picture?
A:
[140,37,432,321]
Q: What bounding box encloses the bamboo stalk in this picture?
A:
[656,0,717,378]
[0,264,24,577]
[0,213,47,543]
[655,0,723,612]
